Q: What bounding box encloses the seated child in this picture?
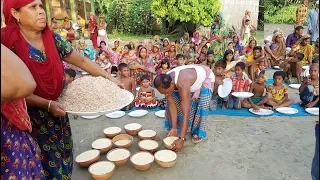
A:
[254,61,265,82]
[157,59,171,75]
[174,54,186,68]
[227,62,251,109]
[281,52,304,83]
[135,74,157,109]
[118,63,136,111]
[209,60,227,110]
[96,50,111,73]
[242,70,268,111]
[64,68,76,86]
[201,50,215,69]
[299,64,319,107]
[265,71,294,109]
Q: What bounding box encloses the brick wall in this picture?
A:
[220,0,260,32]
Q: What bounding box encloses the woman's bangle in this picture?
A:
[48,100,52,112]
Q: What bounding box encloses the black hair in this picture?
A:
[249,39,257,46]
[295,26,304,31]
[235,62,246,70]
[98,45,102,49]
[207,50,214,56]
[138,47,148,58]
[100,41,106,45]
[312,57,319,64]
[296,52,305,61]
[140,74,151,82]
[176,54,185,60]
[175,40,180,44]
[160,59,170,68]
[65,68,76,78]
[258,70,266,76]
[215,60,227,69]
[273,71,286,80]
[154,74,172,89]
[245,19,250,22]
[124,44,132,50]
[67,40,72,44]
[97,50,104,56]
[118,63,128,71]
[253,46,262,52]
[228,42,233,46]
[223,50,234,61]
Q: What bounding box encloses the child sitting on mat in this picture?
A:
[242,70,268,111]
[135,74,158,109]
[157,59,171,75]
[264,71,294,109]
[299,64,319,108]
[254,61,265,82]
[227,62,251,109]
[118,63,136,111]
[209,60,227,111]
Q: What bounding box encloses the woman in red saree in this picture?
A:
[88,14,98,49]
[1,0,123,179]
[61,17,75,41]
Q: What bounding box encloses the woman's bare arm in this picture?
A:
[1,44,36,102]
[167,94,178,129]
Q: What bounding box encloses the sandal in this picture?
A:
[191,134,203,144]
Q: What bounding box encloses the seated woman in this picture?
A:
[112,40,122,55]
[150,44,163,70]
[191,31,201,46]
[135,74,158,109]
[232,34,243,53]
[196,44,208,64]
[129,47,155,84]
[242,39,257,58]
[265,32,286,67]
[180,32,190,46]
[183,44,196,65]
[157,59,171,75]
[154,64,215,150]
[201,50,215,70]
[289,34,314,67]
[120,44,132,60]
[164,43,177,67]
[281,52,304,83]
[161,38,170,54]
[223,50,242,78]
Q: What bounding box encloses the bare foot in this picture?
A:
[191,134,203,144]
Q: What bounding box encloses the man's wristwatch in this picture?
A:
[179,136,186,141]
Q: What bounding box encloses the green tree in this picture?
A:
[107,0,129,31]
[151,0,222,27]
[125,0,153,34]
[93,0,113,16]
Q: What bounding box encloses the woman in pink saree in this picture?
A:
[88,14,98,49]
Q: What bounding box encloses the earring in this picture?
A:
[17,18,20,23]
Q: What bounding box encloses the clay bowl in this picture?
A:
[154,150,177,168]
[163,136,179,150]
[91,138,112,154]
[124,123,142,136]
[103,127,122,139]
[138,139,159,154]
[130,151,155,171]
[138,130,157,140]
[75,149,100,168]
[112,134,133,149]
[88,161,115,180]
[106,148,131,166]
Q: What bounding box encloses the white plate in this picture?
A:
[249,108,274,116]
[128,110,148,117]
[111,74,116,77]
[273,66,281,69]
[81,71,89,75]
[72,24,79,30]
[136,86,140,91]
[155,110,165,118]
[302,66,309,70]
[303,68,309,77]
[289,84,301,89]
[66,90,134,116]
[305,108,319,116]
[232,92,254,98]
[239,55,245,60]
[276,107,298,115]
[105,111,126,119]
[218,78,232,98]
[81,115,101,119]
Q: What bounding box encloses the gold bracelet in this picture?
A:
[48,100,52,112]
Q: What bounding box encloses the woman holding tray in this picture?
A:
[1,0,122,179]
[154,64,215,152]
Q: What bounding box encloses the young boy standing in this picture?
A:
[227,62,251,109]
[265,71,294,109]
[118,63,136,110]
[299,64,319,108]
[209,60,227,110]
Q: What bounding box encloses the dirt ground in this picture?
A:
[70,67,318,180]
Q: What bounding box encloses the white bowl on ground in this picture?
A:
[154,150,177,168]
[106,148,131,166]
[88,161,115,180]
[75,149,100,168]
[130,152,155,171]
[138,130,157,140]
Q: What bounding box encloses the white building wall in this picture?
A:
[220,0,260,31]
